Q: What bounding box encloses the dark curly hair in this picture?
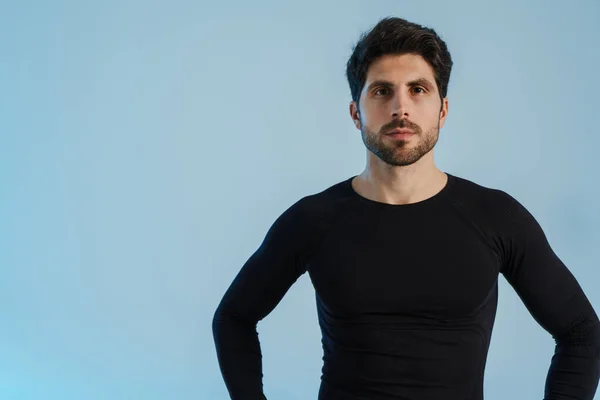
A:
[346,17,453,108]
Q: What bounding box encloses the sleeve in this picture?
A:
[497,191,600,399]
[212,197,316,400]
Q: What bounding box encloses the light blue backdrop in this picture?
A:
[1,1,598,399]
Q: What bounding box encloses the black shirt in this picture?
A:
[213,173,600,399]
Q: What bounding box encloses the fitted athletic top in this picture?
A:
[212,173,600,399]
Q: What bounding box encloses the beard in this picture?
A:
[360,117,440,167]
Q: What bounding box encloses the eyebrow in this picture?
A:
[366,78,436,92]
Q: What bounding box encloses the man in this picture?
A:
[212,17,600,399]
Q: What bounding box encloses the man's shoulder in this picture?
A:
[264,177,354,254]
[449,173,520,209]
[290,176,355,214]
[273,176,355,230]
[447,173,535,231]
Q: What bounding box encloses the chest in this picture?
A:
[307,211,501,319]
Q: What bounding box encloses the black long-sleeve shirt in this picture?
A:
[213,173,600,399]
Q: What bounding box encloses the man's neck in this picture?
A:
[353,167,447,205]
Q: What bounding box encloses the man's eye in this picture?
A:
[375,88,390,96]
[412,87,425,94]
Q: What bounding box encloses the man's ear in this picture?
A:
[350,101,361,130]
[439,97,449,129]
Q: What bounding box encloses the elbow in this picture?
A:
[212,301,257,337]
[212,302,229,338]
[212,303,233,355]
[556,313,600,359]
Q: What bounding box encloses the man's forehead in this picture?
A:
[366,54,436,83]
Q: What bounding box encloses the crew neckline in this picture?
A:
[345,172,455,209]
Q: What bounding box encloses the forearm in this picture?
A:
[213,305,268,400]
[544,318,600,399]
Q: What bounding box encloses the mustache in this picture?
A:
[381,119,421,134]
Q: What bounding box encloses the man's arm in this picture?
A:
[212,197,314,399]
[498,192,600,399]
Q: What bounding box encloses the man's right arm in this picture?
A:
[212,197,314,399]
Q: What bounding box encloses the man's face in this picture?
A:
[350,53,449,167]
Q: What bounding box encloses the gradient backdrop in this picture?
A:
[1,1,599,399]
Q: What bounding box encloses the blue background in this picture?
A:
[1,1,599,398]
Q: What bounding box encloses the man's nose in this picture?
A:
[391,91,410,118]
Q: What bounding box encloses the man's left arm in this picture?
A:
[498,192,600,400]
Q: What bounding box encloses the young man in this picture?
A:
[213,17,600,399]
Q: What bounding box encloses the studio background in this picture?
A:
[1,1,599,399]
